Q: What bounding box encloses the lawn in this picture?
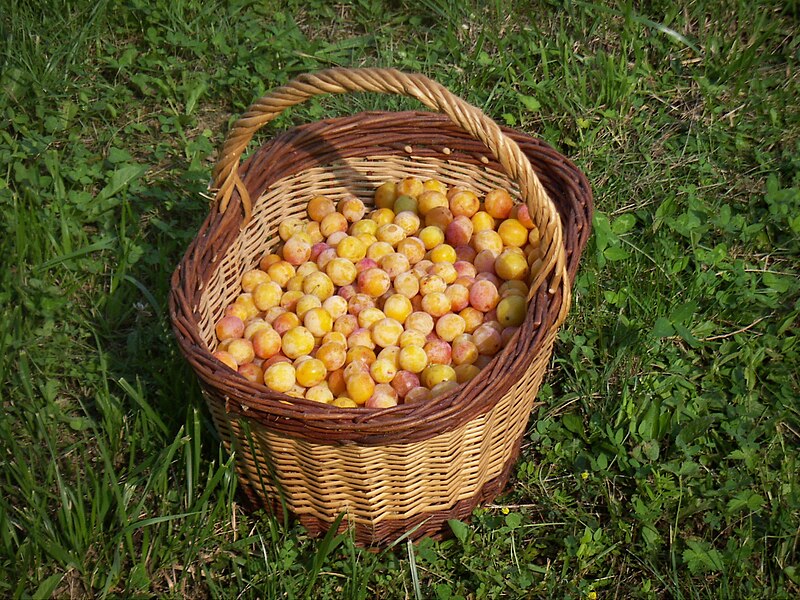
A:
[1,0,798,598]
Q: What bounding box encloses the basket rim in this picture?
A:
[169,110,593,446]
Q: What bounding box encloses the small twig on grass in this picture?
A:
[701,316,768,342]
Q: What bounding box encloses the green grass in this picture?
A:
[1,0,798,597]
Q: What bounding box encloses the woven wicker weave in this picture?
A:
[169,68,592,546]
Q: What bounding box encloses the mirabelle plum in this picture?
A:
[417,190,448,215]
[377,345,401,365]
[303,306,334,337]
[391,370,420,398]
[325,257,358,287]
[405,311,435,335]
[294,294,321,320]
[418,226,444,250]
[365,384,399,408]
[370,358,398,384]
[338,195,366,222]
[282,234,312,265]
[374,181,397,209]
[444,284,470,312]
[484,188,513,219]
[445,215,474,247]
[263,362,296,393]
[279,290,303,313]
[266,260,295,287]
[307,195,336,222]
[212,350,238,371]
[496,295,527,327]
[241,269,270,293]
[366,241,394,262]
[326,231,348,247]
[305,221,324,243]
[244,319,271,340]
[473,323,503,355]
[476,271,502,288]
[457,307,483,333]
[423,179,447,194]
[469,279,500,312]
[471,211,495,233]
[512,203,536,229]
[371,318,404,348]
[281,326,315,359]
[215,315,245,341]
[495,249,529,281]
[238,362,264,383]
[419,274,446,296]
[345,346,376,367]
[279,217,305,241]
[393,195,418,215]
[454,363,481,383]
[399,329,427,348]
[429,243,457,264]
[327,368,347,396]
[376,223,406,247]
[383,294,413,324]
[320,212,349,238]
[357,307,386,329]
[348,327,377,350]
[431,380,460,398]
[451,336,479,366]
[398,345,428,374]
[322,295,348,320]
[322,330,347,346]
[435,313,466,342]
[306,383,334,403]
[448,189,480,218]
[379,252,410,279]
[498,218,529,248]
[393,271,420,298]
[252,327,282,359]
[424,207,454,230]
[302,271,334,301]
[396,237,426,264]
[421,292,451,317]
[224,302,249,322]
[263,306,287,324]
[331,397,358,408]
[315,247,338,270]
[454,245,478,263]
[421,364,457,389]
[396,177,424,198]
[357,268,391,297]
[370,208,395,227]
[346,371,375,405]
[333,236,365,262]
[394,210,421,236]
[472,230,504,255]
[347,293,374,316]
[472,249,497,275]
[500,280,529,298]
[332,315,356,339]
[259,252,282,271]
[424,338,452,365]
[429,262,457,285]
[404,386,432,404]
[295,358,327,387]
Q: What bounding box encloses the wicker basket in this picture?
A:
[169,68,592,546]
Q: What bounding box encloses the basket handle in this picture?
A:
[211,67,569,307]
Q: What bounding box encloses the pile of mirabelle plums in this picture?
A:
[212,177,541,408]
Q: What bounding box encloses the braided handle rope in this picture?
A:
[210,67,568,310]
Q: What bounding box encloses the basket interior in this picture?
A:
[198,155,525,354]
